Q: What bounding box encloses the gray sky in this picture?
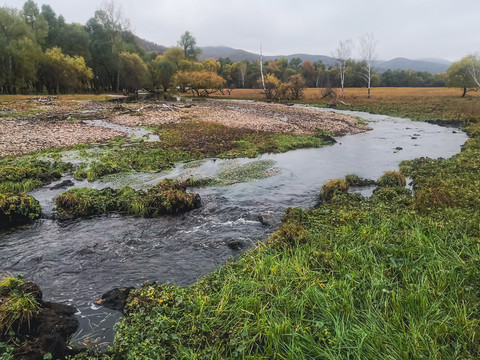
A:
[2,0,479,61]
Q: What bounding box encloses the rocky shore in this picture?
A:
[0,96,370,157]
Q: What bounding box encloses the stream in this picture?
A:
[0,109,467,347]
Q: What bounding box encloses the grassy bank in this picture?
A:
[70,92,480,359]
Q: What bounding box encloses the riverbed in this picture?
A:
[0,109,467,346]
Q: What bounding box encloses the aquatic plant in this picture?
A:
[377,170,406,187]
[344,173,376,186]
[0,193,41,229]
[55,180,201,218]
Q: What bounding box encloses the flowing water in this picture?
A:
[0,109,467,346]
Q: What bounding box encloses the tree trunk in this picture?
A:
[462,87,467,97]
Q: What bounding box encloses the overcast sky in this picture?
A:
[2,0,478,61]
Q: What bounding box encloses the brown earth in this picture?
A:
[0,96,370,157]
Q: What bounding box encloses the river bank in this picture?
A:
[91,100,480,359]
[1,96,469,358]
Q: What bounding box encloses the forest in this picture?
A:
[3,0,478,96]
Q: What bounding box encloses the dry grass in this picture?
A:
[210,87,478,102]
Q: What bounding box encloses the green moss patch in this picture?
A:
[0,193,41,229]
[54,179,201,218]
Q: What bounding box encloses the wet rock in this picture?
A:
[258,213,278,227]
[96,287,134,312]
[227,240,244,250]
[411,137,417,139]
[50,179,74,190]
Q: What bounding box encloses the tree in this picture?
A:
[333,39,353,97]
[177,31,201,61]
[301,60,317,88]
[258,73,280,101]
[466,54,480,88]
[447,56,480,97]
[40,47,93,94]
[118,51,148,92]
[288,57,302,72]
[358,33,377,98]
[0,7,43,93]
[162,47,185,69]
[173,71,225,97]
[201,58,221,73]
[286,74,305,100]
[149,57,176,91]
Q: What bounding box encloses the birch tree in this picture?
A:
[333,39,353,97]
[359,33,377,98]
[466,54,480,88]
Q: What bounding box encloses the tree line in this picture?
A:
[1,1,479,97]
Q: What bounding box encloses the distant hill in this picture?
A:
[136,40,451,74]
[135,36,167,55]
[374,57,450,74]
[199,46,337,66]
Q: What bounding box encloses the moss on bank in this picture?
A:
[54,179,201,218]
[0,193,41,229]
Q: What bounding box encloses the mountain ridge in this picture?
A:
[135,40,451,74]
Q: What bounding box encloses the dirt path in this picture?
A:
[0,97,369,157]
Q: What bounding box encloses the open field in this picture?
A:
[211,87,480,123]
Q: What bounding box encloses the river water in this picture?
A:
[0,109,467,346]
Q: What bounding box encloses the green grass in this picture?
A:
[105,187,480,359]
[0,276,41,334]
[69,99,480,359]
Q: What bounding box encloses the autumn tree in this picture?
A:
[301,60,317,87]
[39,47,93,93]
[178,31,201,61]
[162,47,185,69]
[119,51,148,92]
[286,74,306,100]
[173,70,225,97]
[201,58,221,73]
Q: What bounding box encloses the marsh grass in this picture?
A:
[0,276,40,334]
[71,122,331,182]
[108,189,480,359]
[54,179,201,218]
[80,92,480,359]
